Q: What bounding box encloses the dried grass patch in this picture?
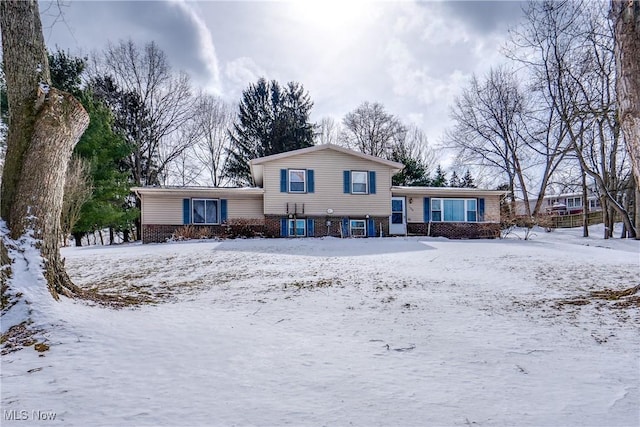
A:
[554,285,640,309]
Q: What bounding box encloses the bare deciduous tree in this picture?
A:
[60,157,92,246]
[161,148,204,187]
[191,94,234,186]
[0,0,89,298]
[512,0,635,238]
[95,39,196,186]
[341,101,406,158]
[445,67,532,215]
[316,116,341,145]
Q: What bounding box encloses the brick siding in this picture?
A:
[265,215,389,237]
[143,220,499,242]
[142,224,226,243]
[407,222,500,239]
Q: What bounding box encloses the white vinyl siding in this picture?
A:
[141,195,263,225]
[262,150,393,216]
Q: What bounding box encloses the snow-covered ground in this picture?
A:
[2,224,639,426]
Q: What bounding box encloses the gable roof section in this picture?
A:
[250,144,404,186]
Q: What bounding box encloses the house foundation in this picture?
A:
[407,222,500,239]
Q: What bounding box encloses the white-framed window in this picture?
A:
[288,219,306,237]
[431,199,442,222]
[351,171,368,194]
[567,197,581,208]
[192,199,219,224]
[589,199,601,209]
[350,219,366,237]
[466,199,477,222]
[289,169,306,193]
[431,198,477,223]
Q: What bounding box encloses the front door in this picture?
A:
[389,197,406,235]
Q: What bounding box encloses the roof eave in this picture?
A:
[391,186,507,197]
[131,186,265,197]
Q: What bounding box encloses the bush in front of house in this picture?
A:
[224,219,265,239]
[170,225,211,241]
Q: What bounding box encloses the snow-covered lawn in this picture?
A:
[2,225,639,426]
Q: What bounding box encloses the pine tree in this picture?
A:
[48,48,86,96]
[390,138,430,186]
[225,78,315,185]
[72,92,136,245]
[431,165,448,187]
[449,171,461,188]
[461,169,476,188]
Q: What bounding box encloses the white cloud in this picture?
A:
[170,0,221,94]
[40,0,523,161]
[223,57,268,100]
[384,37,470,105]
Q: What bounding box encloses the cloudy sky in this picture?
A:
[40,0,526,154]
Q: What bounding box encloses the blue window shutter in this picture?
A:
[341,218,349,236]
[423,197,430,222]
[220,199,228,223]
[280,218,288,237]
[307,218,314,237]
[183,198,191,224]
[343,171,351,194]
[369,171,376,194]
[367,219,375,237]
[280,169,287,192]
[478,198,485,222]
[307,169,315,193]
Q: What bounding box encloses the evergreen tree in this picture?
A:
[48,50,135,245]
[431,165,448,187]
[72,92,136,245]
[449,171,461,188]
[225,78,315,185]
[461,169,476,188]
[392,157,431,186]
[48,47,86,96]
[390,144,430,186]
[90,75,154,184]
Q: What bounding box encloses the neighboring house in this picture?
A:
[541,191,602,215]
[133,144,504,243]
[517,189,602,216]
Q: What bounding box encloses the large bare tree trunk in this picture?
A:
[612,1,640,210]
[581,169,589,237]
[1,0,89,298]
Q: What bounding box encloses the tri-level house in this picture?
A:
[133,144,504,243]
